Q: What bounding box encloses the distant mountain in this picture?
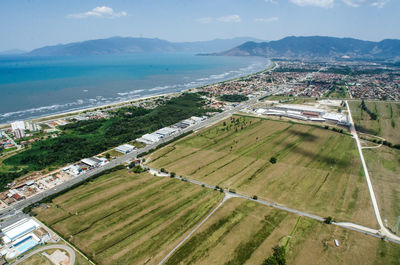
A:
[28,37,263,56]
[0,49,26,55]
[216,36,400,60]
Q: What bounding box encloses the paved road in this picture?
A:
[346,101,400,243]
[13,244,75,265]
[0,94,266,221]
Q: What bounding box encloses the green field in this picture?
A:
[349,100,400,145]
[364,146,400,233]
[148,116,376,228]
[164,198,400,265]
[33,170,223,265]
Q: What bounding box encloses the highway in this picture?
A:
[0,95,263,221]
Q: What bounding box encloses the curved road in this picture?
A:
[13,244,75,265]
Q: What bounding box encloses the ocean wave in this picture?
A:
[148,85,177,91]
[117,89,145,96]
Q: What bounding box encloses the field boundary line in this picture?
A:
[158,193,231,265]
[32,216,97,265]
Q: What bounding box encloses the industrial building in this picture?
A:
[115,144,136,154]
[256,104,350,126]
[1,218,50,259]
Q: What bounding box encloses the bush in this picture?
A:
[160,168,166,173]
[252,195,258,200]
[270,157,277,164]
[170,172,176,177]
[262,245,286,265]
[324,216,333,224]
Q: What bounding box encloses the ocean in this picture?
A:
[0,53,270,124]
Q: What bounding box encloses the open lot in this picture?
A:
[148,116,376,228]
[165,198,400,265]
[363,146,400,234]
[349,100,400,145]
[33,170,223,265]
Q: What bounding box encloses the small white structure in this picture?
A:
[2,218,40,243]
[114,144,136,154]
[62,165,82,176]
[334,239,340,247]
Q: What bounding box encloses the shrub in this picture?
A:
[324,216,333,224]
[270,157,277,164]
[252,195,258,200]
[170,172,176,177]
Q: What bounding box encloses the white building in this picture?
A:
[137,133,161,144]
[114,144,136,154]
[25,121,38,132]
[81,157,102,168]
[13,128,25,139]
[155,127,178,138]
[2,218,40,244]
[11,121,25,132]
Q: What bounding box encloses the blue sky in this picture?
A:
[0,0,399,51]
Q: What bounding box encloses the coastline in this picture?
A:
[0,59,274,129]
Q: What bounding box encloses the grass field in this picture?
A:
[33,169,223,265]
[164,198,400,265]
[349,100,400,145]
[147,116,376,228]
[364,146,400,234]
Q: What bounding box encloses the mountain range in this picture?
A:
[216,36,400,60]
[26,37,263,56]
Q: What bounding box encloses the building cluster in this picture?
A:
[0,114,210,209]
[198,60,400,104]
[137,116,206,144]
[10,121,40,139]
[0,218,52,260]
[254,103,349,126]
[0,130,16,151]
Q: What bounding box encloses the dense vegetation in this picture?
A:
[361,99,377,120]
[1,93,210,189]
[262,245,286,265]
[219,94,249,102]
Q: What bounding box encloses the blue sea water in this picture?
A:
[0,53,269,124]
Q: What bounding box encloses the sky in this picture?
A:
[0,0,399,51]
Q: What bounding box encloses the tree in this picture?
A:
[252,195,258,200]
[270,157,277,164]
[324,216,333,224]
[262,245,286,265]
[170,172,176,178]
[105,153,111,159]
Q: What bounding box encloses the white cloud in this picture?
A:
[290,0,334,8]
[67,6,127,19]
[341,0,389,7]
[254,17,279,22]
[216,15,242,23]
[370,0,389,8]
[264,0,278,4]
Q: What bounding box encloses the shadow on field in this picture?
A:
[287,128,319,142]
[280,143,352,169]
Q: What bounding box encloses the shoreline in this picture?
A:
[0,59,274,129]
